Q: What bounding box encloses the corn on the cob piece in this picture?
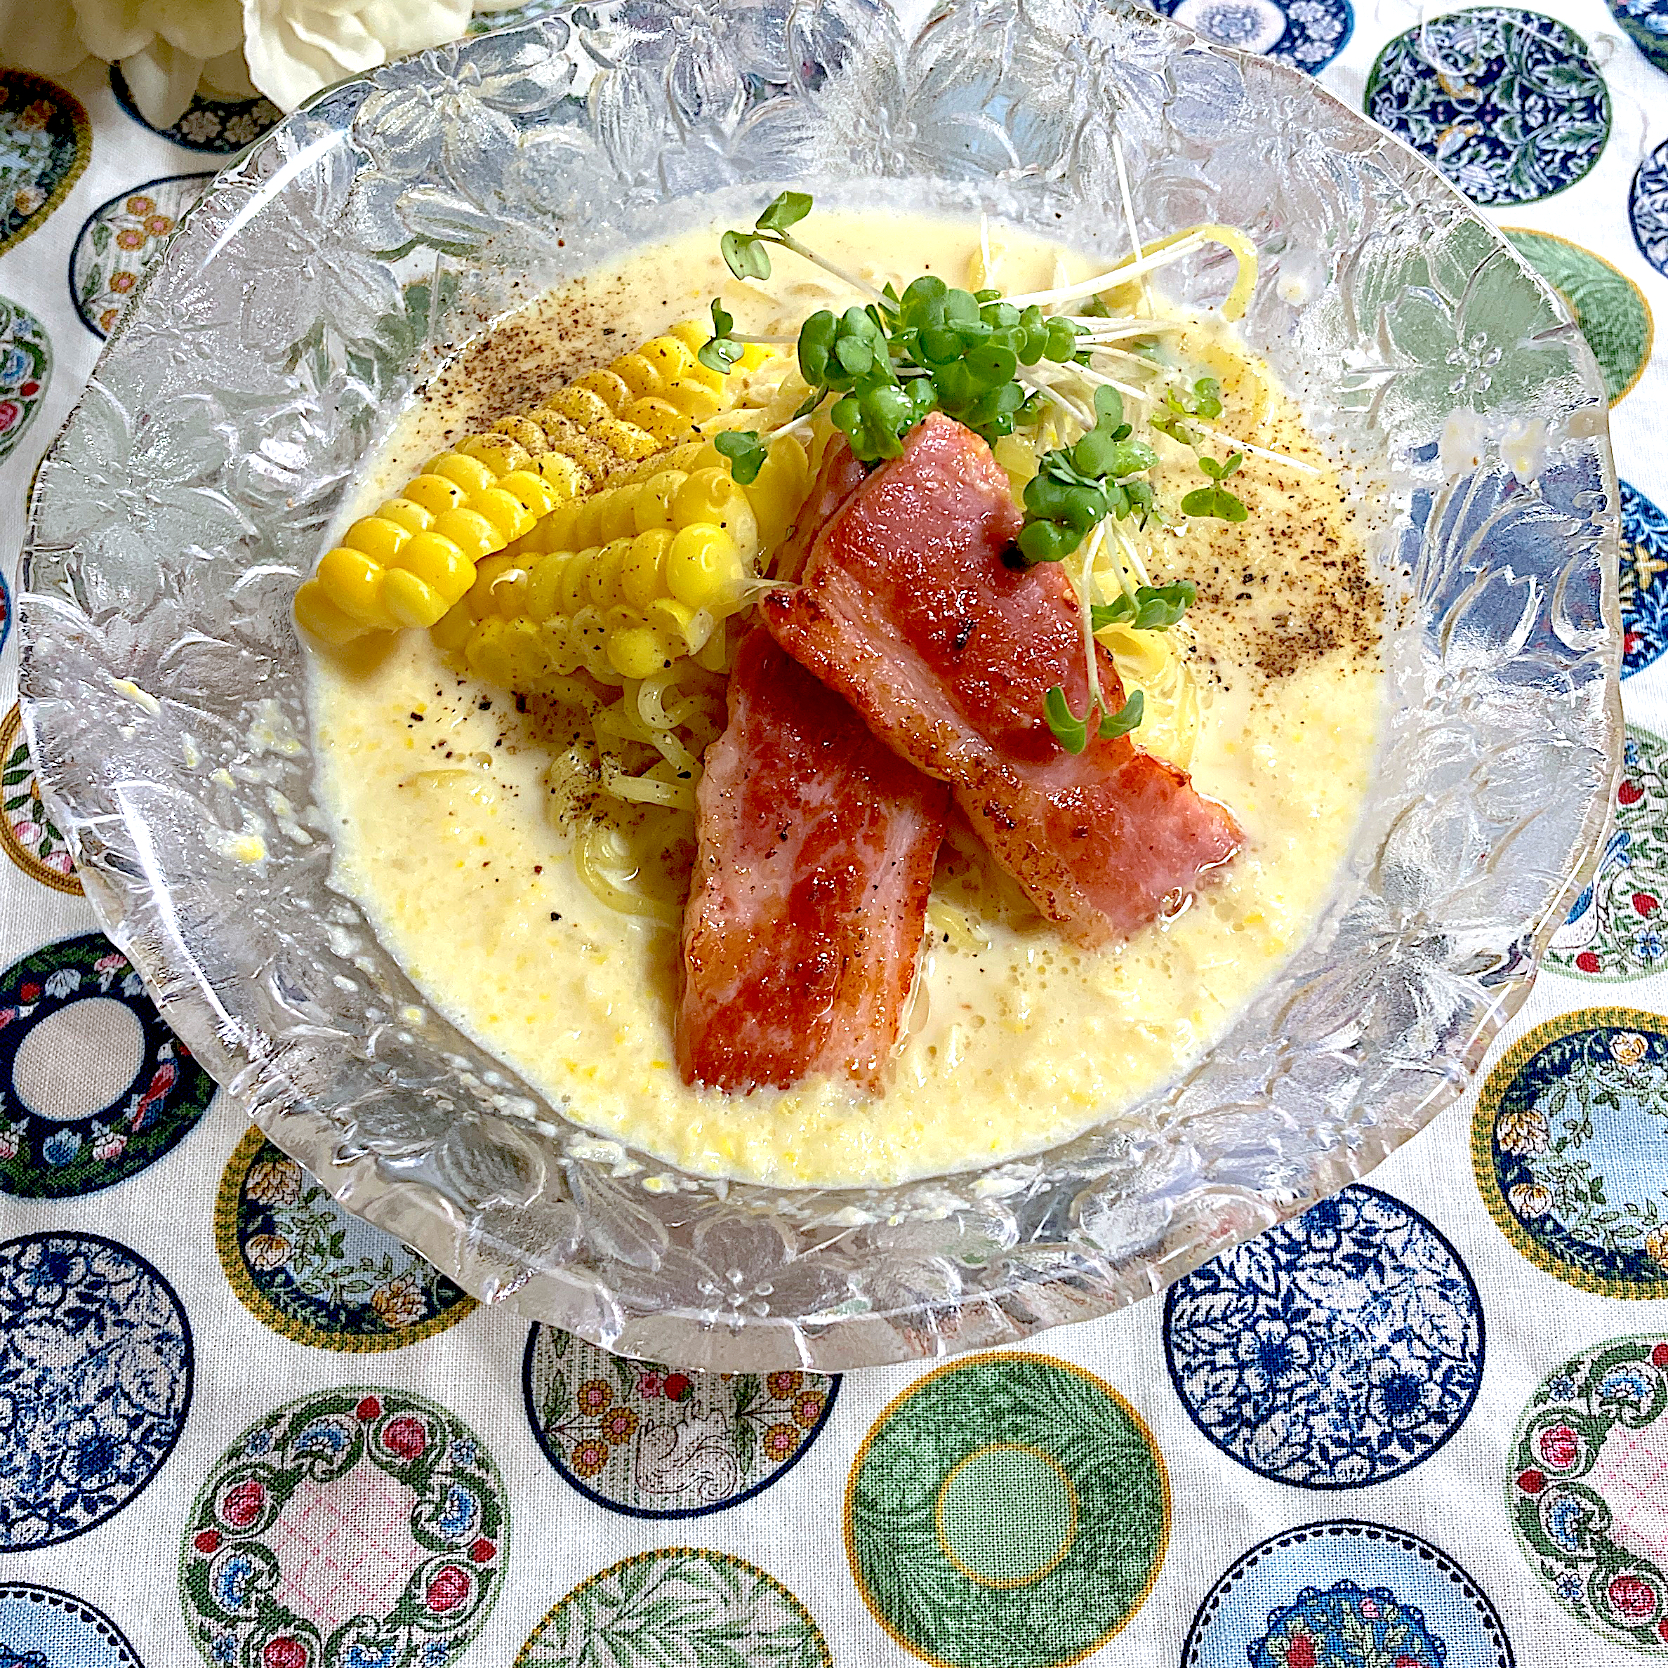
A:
[294,324,767,648]
[457,435,810,695]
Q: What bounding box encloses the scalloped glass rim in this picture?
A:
[19,0,1621,1370]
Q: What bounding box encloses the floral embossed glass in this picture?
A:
[21,0,1621,1369]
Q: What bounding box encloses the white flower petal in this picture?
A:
[0,4,91,76]
[139,0,243,60]
[73,0,155,62]
[199,43,258,93]
[118,36,207,126]
[358,0,473,57]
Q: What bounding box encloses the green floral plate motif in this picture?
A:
[845,1353,1169,1668]
[524,1325,837,1516]
[1503,229,1652,404]
[1508,1336,1668,1653]
[1549,726,1668,981]
[181,1386,507,1668]
[0,705,80,893]
[0,295,49,468]
[1472,1009,1668,1298]
[215,1125,476,1350]
[516,1547,830,1667]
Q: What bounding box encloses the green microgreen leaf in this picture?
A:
[1091,581,1197,632]
[1045,687,1088,753]
[1098,689,1144,738]
[714,429,768,485]
[755,190,813,233]
[721,229,772,281]
[697,298,743,373]
[1180,483,1248,522]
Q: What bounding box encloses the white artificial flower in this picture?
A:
[242,0,474,111]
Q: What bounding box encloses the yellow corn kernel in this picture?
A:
[594,415,661,461]
[544,386,615,428]
[502,618,546,686]
[537,497,586,554]
[532,413,615,482]
[496,469,559,519]
[745,436,811,551]
[429,507,501,562]
[621,395,697,444]
[620,529,673,611]
[316,546,394,627]
[607,622,670,681]
[378,498,433,535]
[598,485,640,545]
[559,549,598,616]
[569,493,609,552]
[540,613,580,677]
[588,539,634,610]
[294,580,369,645]
[393,531,474,602]
[428,451,499,495]
[403,472,468,516]
[465,617,515,686]
[382,568,447,629]
[658,380,724,422]
[342,515,409,565]
[463,553,515,617]
[611,353,663,398]
[573,368,632,410]
[491,414,550,457]
[674,468,759,559]
[489,562,530,619]
[525,553,568,623]
[431,604,475,653]
[467,487,537,545]
[646,596,715,657]
[632,469,685,533]
[456,433,532,474]
[738,342,773,370]
[536,450,593,497]
[663,322,727,391]
[666,524,746,613]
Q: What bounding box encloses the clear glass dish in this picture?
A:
[20,0,1620,1369]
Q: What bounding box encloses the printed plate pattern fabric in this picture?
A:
[1149,0,1353,70]
[181,1387,507,1668]
[71,176,214,340]
[1182,1520,1514,1666]
[1472,1010,1668,1297]
[524,1325,837,1517]
[0,933,214,1198]
[1621,493,1668,680]
[1632,139,1668,277]
[0,294,48,467]
[1364,8,1611,205]
[108,67,280,154]
[0,1232,191,1550]
[1549,729,1668,979]
[1502,229,1651,404]
[515,1547,831,1666]
[1163,1185,1484,1487]
[0,70,89,254]
[1609,0,1668,74]
[1509,1337,1668,1652]
[214,1126,475,1351]
[845,1352,1168,1667]
[0,1582,144,1667]
[0,705,80,893]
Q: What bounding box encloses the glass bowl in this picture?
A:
[20,0,1621,1369]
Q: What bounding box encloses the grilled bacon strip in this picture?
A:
[676,628,949,1092]
[764,414,1240,946]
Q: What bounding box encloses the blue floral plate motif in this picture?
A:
[1183,1522,1514,1668]
[1621,483,1668,678]
[1610,0,1668,73]
[1365,8,1611,205]
[1633,139,1668,277]
[0,1583,143,1667]
[1164,1185,1484,1487]
[1150,0,1353,71]
[0,1232,192,1549]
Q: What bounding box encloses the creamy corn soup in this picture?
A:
[306,214,1383,1188]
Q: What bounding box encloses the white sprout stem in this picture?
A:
[1020,372,1095,429]
[979,212,994,285]
[1190,421,1321,475]
[1079,528,1107,717]
[731,332,798,345]
[775,233,890,304]
[1111,134,1152,315]
[1072,317,1184,339]
[1002,235,1207,309]
[1032,360,1150,407]
[1111,520,1153,589]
